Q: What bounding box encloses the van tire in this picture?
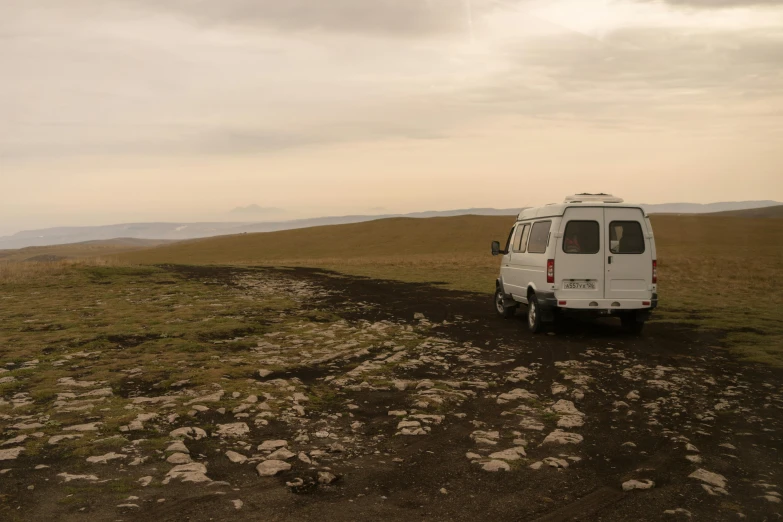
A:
[621,313,645,335]
[527,295,543,333]
[494,286,517,319]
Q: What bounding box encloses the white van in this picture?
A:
[491,194,658,334]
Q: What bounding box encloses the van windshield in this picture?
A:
[610,221,645,254]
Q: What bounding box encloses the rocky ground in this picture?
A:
[1,265,782,521]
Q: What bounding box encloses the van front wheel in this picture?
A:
[494,287,517,319]
[527,295,543,333]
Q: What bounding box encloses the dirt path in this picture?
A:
[2,266,781,521]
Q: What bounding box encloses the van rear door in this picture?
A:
[604,208,652,300]
[556,207,604,300]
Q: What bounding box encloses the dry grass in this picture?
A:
[0,257,124,283]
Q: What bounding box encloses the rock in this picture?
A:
[63,422,101,432]
[530,461,543,470]
[286,478,304,488]
[226,451,248,464]
[117,504,140,509]
[58,472,99,482]
[138,476,153,487]
[184,391,224,406]
[48,434,83,445]
[0,447,24,461]
[497,389,538,403]
[466,452,482,460]
[552,400,583,416]
[388,410,407,417]
[542,430,584,445]
[232,499,244,510]
[329,443,346,453]
[551,383,568,395]
[256,460,291,477]
[663,508,693,517]
[627,391,640,400]
[298,452,312,464]
[414,313,426,320]
[689,469,727,489]
[258,440,288,451]
[166,441,189,454]
[166,453,192,464]
[489,449,522,461]
[763,495,781,504]
[622,442,637,448]
[169,427,208,440]
[318,471,338,485]
[719,443,737,450]
[267,448,295,461]
[482,460,510,472]
[544,457,570,468]
[86,452,126,464]
[258,370,273,378]
[686,443,699,453]
[519,418,545,431]
[217,423,250,438]
[165,463,211,484]
[397,420,421,430]
[686,455,703,464]
[557,415,585,428]
[2,435,28,446]
[623,479,655,491]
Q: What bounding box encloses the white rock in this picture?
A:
[166,453,192,464]
[544,457,569,468]
[184,390,224,406]
[397,420,421,430]
[298,452,312,464]
[318,471,338,484]
[0,447,24,461]
[267,448,295,461]
[627,391,640,400]
[466,452,482,460]
[388,410,407,417]
[623,479,655,491]
[138,476,153,487]
[763,495,781,504]
[542,430,584,445]
[686,455,703,464]
[86,452,126,464]
[258,440,288,451]
[482,460,510,472]
[166,441,189,454]
[519,418,545,431]
[2,435,28,447]
[686,443,699,453]
[557,415,585,428]
[529,461,543,470]
[258,370,273,378]
[217,423,250,438]
[256,460,291,477]
[165,463,211,484]
[489,449,522,461]
[63,422,101,432]
[48,434,83,445]
[58,472,99,482]
[226,451,248,464]
[169,427,208,440]
[689,469,727,489]
[232,499,244,510]
[552,400,583,416]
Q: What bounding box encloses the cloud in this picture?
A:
[115,0,500,37]
[637,0,783,9]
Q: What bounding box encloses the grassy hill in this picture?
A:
[705,205,783,219]
[119,213,783,364]
[0,238,174,263]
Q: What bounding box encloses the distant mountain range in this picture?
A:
[1,201,779,250]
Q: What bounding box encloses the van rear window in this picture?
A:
[610,221,645,254]
[527,221,551,254]
[563,221,600,254]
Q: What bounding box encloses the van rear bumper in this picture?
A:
[537,291,657,309]
[547,296,657,311]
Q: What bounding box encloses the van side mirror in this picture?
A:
[491,241,501,256]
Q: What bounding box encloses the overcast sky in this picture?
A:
[2,0,782,234]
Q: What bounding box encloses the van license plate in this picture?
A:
[563,281,596,290]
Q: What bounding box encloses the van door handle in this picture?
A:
[608,256,613,264]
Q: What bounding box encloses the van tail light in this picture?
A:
[547,259,555,284]
[652,260,658,284]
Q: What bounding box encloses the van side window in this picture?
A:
[610,221,645,254]
[563,221,600,254]
[527,221,552,254]
[513,224,530,252]
[511,226,524,253]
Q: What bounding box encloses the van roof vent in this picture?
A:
[565,193,624,204]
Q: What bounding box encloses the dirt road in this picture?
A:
[2,266,782,521]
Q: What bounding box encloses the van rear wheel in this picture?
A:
[527,294,543,333]
[621,312,645,335]
[494,287,517,319]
